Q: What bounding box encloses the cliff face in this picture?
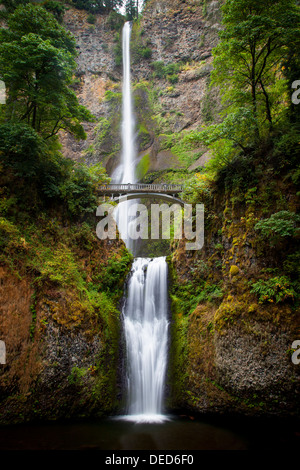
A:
[167,176,300,417]
[59,7,122,165]
[60,1,222,175]
[0,226,131,424]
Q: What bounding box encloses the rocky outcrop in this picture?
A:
[0,236,129,424]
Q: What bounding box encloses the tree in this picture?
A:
[104,0,124,10]
[211,0,300,138]
[125,0,138,19]
[71,0,124,13]
[43,1,66,23]
[0,4,93,140]
[0,0,28,15]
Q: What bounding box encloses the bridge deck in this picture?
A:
[98,183,183,195]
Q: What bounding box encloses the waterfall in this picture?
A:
[113,21,137,253]
[121,21,136,185]
[114,22,170,423]
[122,257,169,422]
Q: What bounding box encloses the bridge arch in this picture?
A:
[112,192,185,206]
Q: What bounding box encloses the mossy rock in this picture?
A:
[135,153,150,180]
[229,265,239,276]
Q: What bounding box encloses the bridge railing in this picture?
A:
[98,183,183,193]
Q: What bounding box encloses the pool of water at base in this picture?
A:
[0,414,299,451]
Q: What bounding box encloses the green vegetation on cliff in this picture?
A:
[163,0,300,415]
[0,0,132,423]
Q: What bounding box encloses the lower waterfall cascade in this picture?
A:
[121,257,169,422]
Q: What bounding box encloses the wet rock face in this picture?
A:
[39,323,101,392]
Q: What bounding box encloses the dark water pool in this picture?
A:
[0,415,299,451]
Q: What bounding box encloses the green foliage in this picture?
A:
[86,288,119,319]
[181,173,211,205]
[0,123,47,178]
[254,211,300,246]
[167,74,179,84]
[0,0,66,21]
[273,128,300,168]
[283,251,300,280]
[0,4,93,140]
[0,217,20,250]
[172,280,223,316]
[71,0,124,14]
[0,122,110,214]
[43,1,66,23]
[0,0,29,15]
[250,276,296,303]
[211,0,300,140]
[157,130,205,168]
[130,20,152,63]
[140,46,152,59]
[185,107,258,175]
[87,13,96,24]
[68,366,87,385]
[215,154,257,192]
[29,291,37,341]
[37,244,86,288]
[59,162,110,216]
[151,61,180,81]
[106,10,125,31]
[135,153,150,180]
[125,0,138,20]
[113,32,122,66]
[99,249,133,296]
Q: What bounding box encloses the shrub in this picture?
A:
[43,0,66,22]
[151,61,180,81]
[38,245,85,289]
[167,74,179,84]
[151,60,165,78]
[140,47,152,59]
[254,211,300,246]
[0,122,110,218]
[59,162,110,216]
[107,10,124,31]
[87,13,96,24]
[0,123,47,178]
[99,249,133,295]
[113,33,122,66]
[0,217,20,250]
[250,276,296,303]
